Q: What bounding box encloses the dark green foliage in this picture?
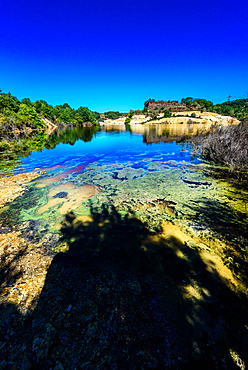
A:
[125,117,131,124]
[191,113,196,118]
[104,111,123,120]
[77,106,97,125]
[0,89,98,132]
[129,110,135,118]
[45,126,98,149]
[194,99,214,111]
[0,89,99,171]
[93,111,101,120]
[164,110,172,118]
[180,96,248,120]
[60,107,74,123]
[21,98,32,107]
[19,103,44,128]
[214,99,248,121]
[0,91,20,113]
[181,97,193,105]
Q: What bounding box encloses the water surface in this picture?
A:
[0,123,247,246]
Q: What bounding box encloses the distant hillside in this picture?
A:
[144,97,248,120]
[214,99,248,121]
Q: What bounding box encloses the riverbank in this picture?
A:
[0,171,45,207]
[0,173,247,368]
[0,170,58,317]
[100,111,239,126]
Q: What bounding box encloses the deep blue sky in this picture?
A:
[0,0,247,112]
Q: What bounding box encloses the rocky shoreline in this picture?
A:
[0,171,59,316]
[0,171,45,208]
[0,169,248,368]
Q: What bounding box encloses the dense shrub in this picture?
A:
[164,110,172,118]
[0,90,98,127]
[201,122,248,177]
[104,111,123,120]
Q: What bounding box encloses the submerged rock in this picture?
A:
[53,192,68,198]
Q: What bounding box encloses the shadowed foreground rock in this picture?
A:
[0,205,248,369]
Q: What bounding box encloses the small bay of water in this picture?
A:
[0,124,247,242]
[15,125,199,174]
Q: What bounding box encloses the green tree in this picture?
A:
[19,104,45,128]
[21,98,32,107]
[76,106,98,125]
[181,97,193,105]
[0,91,20,112]
[164,110,172,118]
[129,110,135,118]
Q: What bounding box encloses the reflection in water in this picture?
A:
[0,126,98,177]
[5,124,202,176]
[0,123,213,177]
[0,123,247,250]
[141,122,214,144]
[103,122,214,144]
[45,125,98,149]
[0,124,248,367]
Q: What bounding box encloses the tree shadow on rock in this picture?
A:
[186,196,248,283]
[1,204,248,369]
[186,197,248,236]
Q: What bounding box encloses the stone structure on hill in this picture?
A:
[144,100,188,112]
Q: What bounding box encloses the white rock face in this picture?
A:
[100,111,239,126]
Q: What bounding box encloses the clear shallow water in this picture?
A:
[1,124,247,241]
[1,130,248,369]
[15,127,198,174]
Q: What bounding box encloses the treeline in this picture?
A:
[96,109,145,122]
[97,111,123,121]
[181,97,248,120]
[0,89,98,134]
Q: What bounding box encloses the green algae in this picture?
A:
[0,185,49,227]
[1,158,247,250]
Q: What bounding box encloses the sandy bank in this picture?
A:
[100,111,239,126]
[0,171,45,209]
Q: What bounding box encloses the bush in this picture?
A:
[19,104,45,128]
[129,110,135,118]
[125,117,131,124]
[201,122,248,178]
[164,110,172,118]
